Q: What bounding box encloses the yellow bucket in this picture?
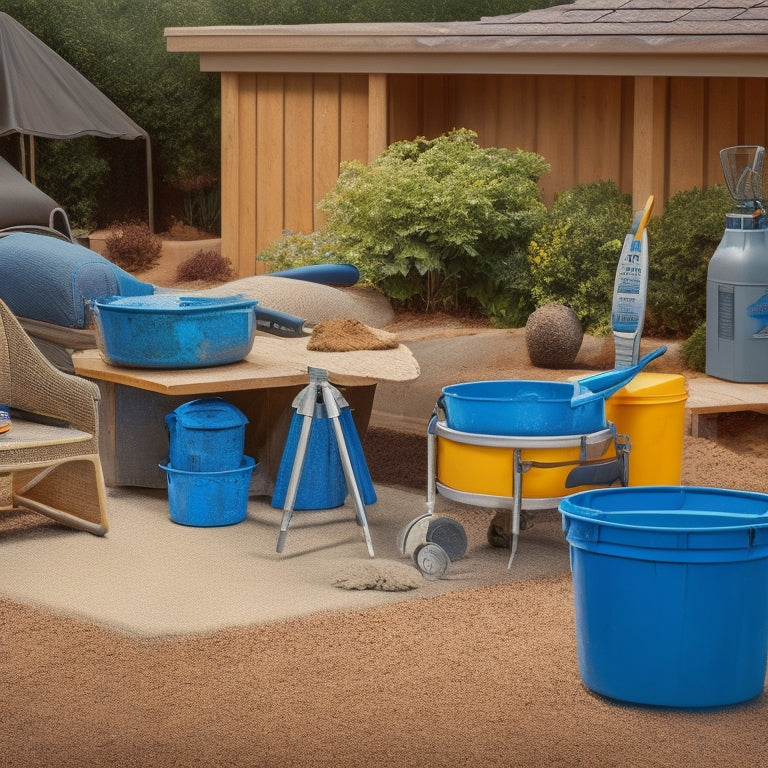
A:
[436,426,616,500]
[604,373,688,486]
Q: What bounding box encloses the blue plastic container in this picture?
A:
[560,486,768,707]
[92,294,258,368]
[160,456,256,527]
[440,380,606,436]
[165,398,248,472]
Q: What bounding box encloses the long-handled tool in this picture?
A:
[275,367,375,557]
[611,194,654,368]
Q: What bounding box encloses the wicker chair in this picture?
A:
[0,300,108,535]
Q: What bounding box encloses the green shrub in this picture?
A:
[176,250,235,283]
[681,322,707,371]
[526,181,632,333]
[317,128,549,322]
[646,185,732,336]
[104,220,163,272]
[258,230,342,271]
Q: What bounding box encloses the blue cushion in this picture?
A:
[0,233,154,328]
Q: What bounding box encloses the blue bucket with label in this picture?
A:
[560,486,768,708]
[166,398,248,472]
[160,456,256,527]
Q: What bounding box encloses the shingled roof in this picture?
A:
[484,1,768,35]
[166,1,768,75]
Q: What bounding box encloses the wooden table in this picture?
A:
[73,335,420,491]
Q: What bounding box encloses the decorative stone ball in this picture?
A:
[525,303,583,368]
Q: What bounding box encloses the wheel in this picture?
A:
[413,543,450,579]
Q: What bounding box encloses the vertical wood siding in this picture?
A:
[220,72,768,277]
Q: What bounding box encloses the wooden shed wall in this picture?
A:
[221,72,768,276]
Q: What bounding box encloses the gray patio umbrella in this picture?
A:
[0,12,154,229]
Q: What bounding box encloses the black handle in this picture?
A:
[255,307,308,337]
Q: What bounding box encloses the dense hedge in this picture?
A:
[260,140,733,341]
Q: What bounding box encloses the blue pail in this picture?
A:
[160,456,256,527]
[560,486,768,708]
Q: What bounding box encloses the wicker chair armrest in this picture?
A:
[5,316,100,435]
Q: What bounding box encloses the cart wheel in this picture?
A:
[396,513,431,557]
[413,543,450,579]
[426,517,467,561]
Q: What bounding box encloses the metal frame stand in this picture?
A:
[276,367,374,557]
[426,415,630,568]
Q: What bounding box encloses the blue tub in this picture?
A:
[92,294,259,368]
[440,380,606,436]
[560,486,768,708]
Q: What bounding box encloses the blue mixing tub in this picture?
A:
[92,294,259,368]
[440,380,606,436]
[160,456,256,526]
[560,486,768,708]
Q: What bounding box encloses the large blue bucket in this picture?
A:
[560,486,768,708]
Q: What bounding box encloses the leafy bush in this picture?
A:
[526,181,632,333]
[176,250,236,283]
[104,221,163,272]
[646,185,732,336]
[258,230,341,271]
[682,322,707,372]
[317,128,549,322]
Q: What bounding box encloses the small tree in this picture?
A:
[317,128,549,322]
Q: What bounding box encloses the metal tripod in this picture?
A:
[275,367,375,557]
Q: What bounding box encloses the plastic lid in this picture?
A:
[606,372,688,401]
[167,397,248,429]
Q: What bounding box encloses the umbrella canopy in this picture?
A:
[0,12,154,226]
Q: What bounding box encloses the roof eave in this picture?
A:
[166,29,768,77]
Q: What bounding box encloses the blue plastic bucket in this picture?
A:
[440,380,606,436]
[160,456,256,527]
[165,398,248,472]
[560,486,768,708]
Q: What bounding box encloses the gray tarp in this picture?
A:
[0,155,71,236]
[0,12,154,226]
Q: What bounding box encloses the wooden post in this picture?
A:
[368,73,388,163]
[632,76,667,213]
[220,72,241,274]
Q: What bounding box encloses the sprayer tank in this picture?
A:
[706,222,768,382]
